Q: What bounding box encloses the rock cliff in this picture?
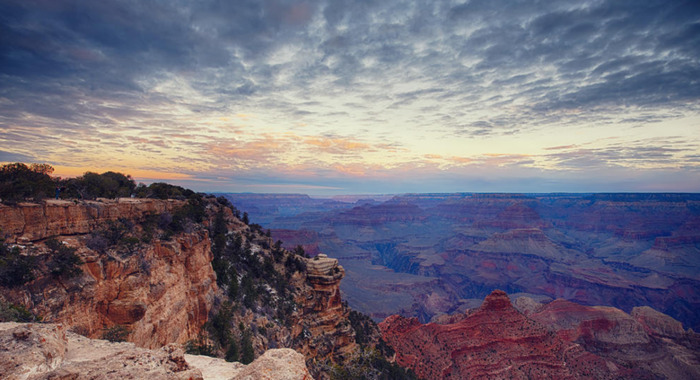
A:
[0,196,382,379]
[529,299,700,379]
[0,198,183,244]
[294,254,356,362]
[0,198,218,349]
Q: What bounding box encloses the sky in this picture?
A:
[1,0,699,195]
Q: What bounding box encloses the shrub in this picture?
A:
[225,339,240,362]
[0,300,38,322]
[45,239,83,279]
[102,325,130,342]
[208,302,234,347]
[86,234,109,253]
[61,171,135,199]
[185,335,216,356]
[0,238,35,287]
[240,329,255,364]
[139,182,194,200]
[119,236,141,255]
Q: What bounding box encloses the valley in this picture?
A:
[224,193,700,331]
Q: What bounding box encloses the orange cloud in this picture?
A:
[303,137,372,154]
[544,144,578,150]
[204,135,286,163]
[449,156,473,164]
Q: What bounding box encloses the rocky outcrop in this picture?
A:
[190,349,312,380]
[0,322,202,380]
[0,322,312,380]
[632,305,689,338]
[379,290,635,379]
[0,199,217,349]
[0,198,183,243]
[294,254,356,363]
[530,300,700,379]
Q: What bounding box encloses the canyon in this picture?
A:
[3,192,699,379]
[224,193,700,331]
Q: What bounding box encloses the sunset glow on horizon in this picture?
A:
[1,1,699,194]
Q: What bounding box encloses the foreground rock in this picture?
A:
[0,322,311,380]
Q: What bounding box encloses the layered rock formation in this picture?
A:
[0,322,312,380]
[1,198,217,348]
[0,198,183,244]
[380,290,636,379]
[294,253,356,363]
[528,299,700,379]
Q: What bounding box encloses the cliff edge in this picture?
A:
[0,322,311,380]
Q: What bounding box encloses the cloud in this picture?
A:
[0,150,35,163]
[0,0,698,193]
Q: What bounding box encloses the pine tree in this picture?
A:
[240,329,255,364]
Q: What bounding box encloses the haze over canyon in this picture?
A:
[226,192,700,332]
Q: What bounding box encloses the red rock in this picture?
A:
[380,290,627,379]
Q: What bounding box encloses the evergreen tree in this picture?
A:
[240,329,255,364]
[225,338,240,362]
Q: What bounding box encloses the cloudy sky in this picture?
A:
[1,0,699,194]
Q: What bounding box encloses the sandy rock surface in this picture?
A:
[0,323,311,380]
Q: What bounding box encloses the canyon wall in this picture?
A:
[0,198,218,349]
[232,192,700,330]
[0,198,183,243]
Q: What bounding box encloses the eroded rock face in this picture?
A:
[294,253,356,363]
[0,198,183,243]
[530,300,700,379]
[0,323,312,380]
[379,290,634,379]
[1,199,217,349]
[632,305,688,338]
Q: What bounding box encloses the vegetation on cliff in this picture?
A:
[0,237,35,287]
[1,162,204,203]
